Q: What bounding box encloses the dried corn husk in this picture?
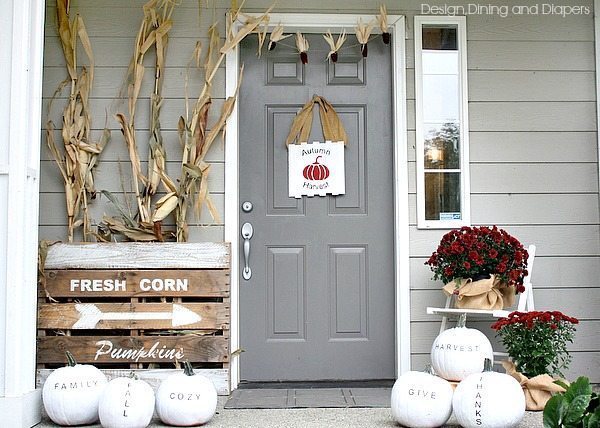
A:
[296,32,309,64]
[323,30,346,63]
[268,24,291,50]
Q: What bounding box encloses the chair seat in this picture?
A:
[426,307,510,318]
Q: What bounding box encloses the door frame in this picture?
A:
[224,13,410,389]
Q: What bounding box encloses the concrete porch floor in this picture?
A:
[37,392,545,427]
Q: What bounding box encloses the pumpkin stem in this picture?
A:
[423,364,434,375]
[483,358,493,372]
[128,371,139,380]
[183,361,195,377]
[457,313,467,328]
[65,350,77,367]
[315,156,322,164]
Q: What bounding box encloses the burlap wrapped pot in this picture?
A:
[442,274,516,310]
[501,360,566,411]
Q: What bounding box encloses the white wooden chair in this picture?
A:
[426,244,536,358]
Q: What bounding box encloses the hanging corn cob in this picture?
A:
[268,24,292,51]
[355,18,374,57]
[323,30,347,63]
[378,4,390,44]
[296,32,310,64]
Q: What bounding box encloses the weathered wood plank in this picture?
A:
[45,242,230,269]
[37,335,228,364]
[38,302,230,330]
[37,368,230,395]
[43,269,229,298]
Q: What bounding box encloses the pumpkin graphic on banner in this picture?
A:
[303,156,330,181]
[288,141,345,198]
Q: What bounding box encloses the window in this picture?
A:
[415,16,470,228]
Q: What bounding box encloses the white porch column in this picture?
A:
[0,0,45,426]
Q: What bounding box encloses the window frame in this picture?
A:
[414,15,471,229]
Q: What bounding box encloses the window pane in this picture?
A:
[422,74,459,122]
[422,51,458,74]
[422,26,457,50]
[424,122,460,169]
[425,172,461,220]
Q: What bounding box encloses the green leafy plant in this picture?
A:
[492,311,578,378]
[543,376,600,428]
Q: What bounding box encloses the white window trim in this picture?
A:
[594,0,600,205]
[225,13,410,389]
[414,16,471,229]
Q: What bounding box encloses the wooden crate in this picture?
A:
[37,242,231,394]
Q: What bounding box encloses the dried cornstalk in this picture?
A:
[105,3,267,242]
[108,0,176,240]
[46,0,110,242]
[174,5,249,241]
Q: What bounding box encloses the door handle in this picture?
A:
[241,222,254,280]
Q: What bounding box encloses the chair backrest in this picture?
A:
[516,244,536,312]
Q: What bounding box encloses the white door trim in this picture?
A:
[224,13,410,389]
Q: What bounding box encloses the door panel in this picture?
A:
[239,34,395,381]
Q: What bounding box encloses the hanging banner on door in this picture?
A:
[288,141,345,198]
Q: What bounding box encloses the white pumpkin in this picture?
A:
[391,367,454,428]
[453,358,526,428]
[430,313,494,381]
[42,351,108,426]
[155,361,218,426]
[99,375,155,428]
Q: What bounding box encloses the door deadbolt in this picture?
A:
[242,201,253,213]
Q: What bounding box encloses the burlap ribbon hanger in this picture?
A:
[501,361,566,411]
[442,274,516,310]
[285,95,348,146]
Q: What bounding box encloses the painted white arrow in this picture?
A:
[72,303,202,329]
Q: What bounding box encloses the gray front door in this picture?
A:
[239,34,395,381]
